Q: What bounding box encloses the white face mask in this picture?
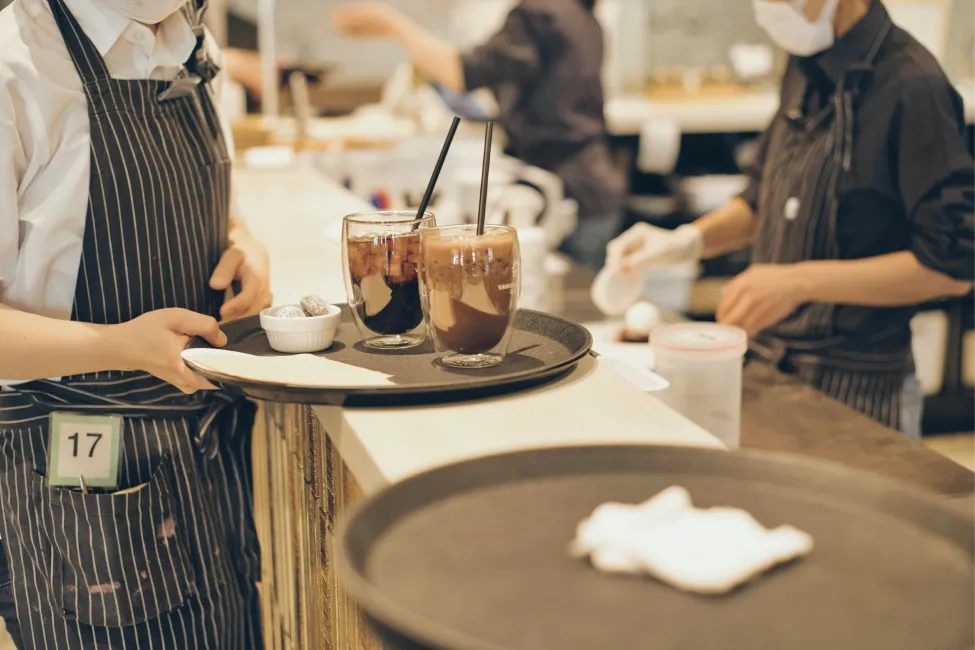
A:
[753,0,840,56]
[105,0,188,24]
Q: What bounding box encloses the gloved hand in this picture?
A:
[605,223,703,273]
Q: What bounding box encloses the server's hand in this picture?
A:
[112,309,227,394]
[211,231,272,322]
[605,224,703,274]
[717,264,806,335]
[332,3,406,39]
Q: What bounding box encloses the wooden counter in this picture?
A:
[741,361,974,499]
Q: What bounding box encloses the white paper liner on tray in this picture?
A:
[181,348,394,388]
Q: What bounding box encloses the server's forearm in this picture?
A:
[222,48,264,98]
[392,18,465,93]
[0,304,118,380]
[693,198,759,259]
[798,251,973,306]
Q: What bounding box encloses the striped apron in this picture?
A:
[0,0,262,647]
[748,20,913,431]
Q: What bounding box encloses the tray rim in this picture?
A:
[337,444,975,650]
[182,308,593,404]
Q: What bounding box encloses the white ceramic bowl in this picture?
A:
[259,304,341,354]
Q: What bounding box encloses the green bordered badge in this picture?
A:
[47,412,122,490]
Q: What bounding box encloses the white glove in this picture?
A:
[605,223,703,272]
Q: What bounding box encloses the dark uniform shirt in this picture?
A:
[460,0,625,218]
[741,0,974,347]
[742,1,974,281]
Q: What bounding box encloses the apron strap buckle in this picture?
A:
[157,68,203,102]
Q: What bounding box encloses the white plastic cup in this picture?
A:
[650,323,748,449]
[591,266,643,317]
[591,262,700,317]
[641,262,700,313]
[544,253,572,314]
[517,227,547,311]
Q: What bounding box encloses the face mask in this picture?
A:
[753,0,840,56]
[105,0,188,24]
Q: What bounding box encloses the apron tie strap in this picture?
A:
[155,2,220,101]
[181,2,221,84]
[828,20,893,256]
[16,380,240,460]
[195,392,237,459]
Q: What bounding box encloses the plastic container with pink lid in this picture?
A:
[650,323,748,449]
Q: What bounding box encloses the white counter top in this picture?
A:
[606,92,781,135]
[235,162,721,496]
[314,356,721,495]
[235,164,353,306]
[607,82,975,135]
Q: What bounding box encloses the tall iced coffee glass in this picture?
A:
[419,225,521,369]
[342,210,436,349]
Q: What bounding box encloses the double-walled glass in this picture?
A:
[419,224,521,369]
[342,210,436,349]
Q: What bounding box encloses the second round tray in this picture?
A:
[339,446,975,650]
[183,306,593,406]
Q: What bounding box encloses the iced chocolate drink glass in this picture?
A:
[342,210,436,349]
[419,225,521,369]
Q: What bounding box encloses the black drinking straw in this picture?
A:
[475,120,495,236]
[413,116,461,230]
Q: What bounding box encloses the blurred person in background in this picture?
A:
[332,0,626,270]
[218,0,332,111]
[223,47,265,103]
[606,0,974,436]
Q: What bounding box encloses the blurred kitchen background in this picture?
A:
[0,4,969,647]
[215,0,973,440]
[219,0,974,87]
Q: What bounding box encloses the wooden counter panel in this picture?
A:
[255,403,388,650]
[741,362,975,498]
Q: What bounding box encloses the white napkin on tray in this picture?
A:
[181,349,394,388]
[570,486,814,595]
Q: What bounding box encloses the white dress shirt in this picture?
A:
[0,0,233,320]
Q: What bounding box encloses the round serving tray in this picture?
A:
[340,445,974,650]
[183,306,592,406]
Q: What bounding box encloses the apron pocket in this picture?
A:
[45,457,198,627]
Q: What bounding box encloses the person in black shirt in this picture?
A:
[607,0,973,436]
[332,0,626,270]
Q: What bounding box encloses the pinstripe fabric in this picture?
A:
[749,20,909,430]
[751,103,839,339]
[0,0,262,647]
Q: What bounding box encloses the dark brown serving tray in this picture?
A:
[184,306,592,406]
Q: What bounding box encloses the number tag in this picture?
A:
[47,413,122,490]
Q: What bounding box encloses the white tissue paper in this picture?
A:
[570,486,814,595]
[590,267,643,317]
